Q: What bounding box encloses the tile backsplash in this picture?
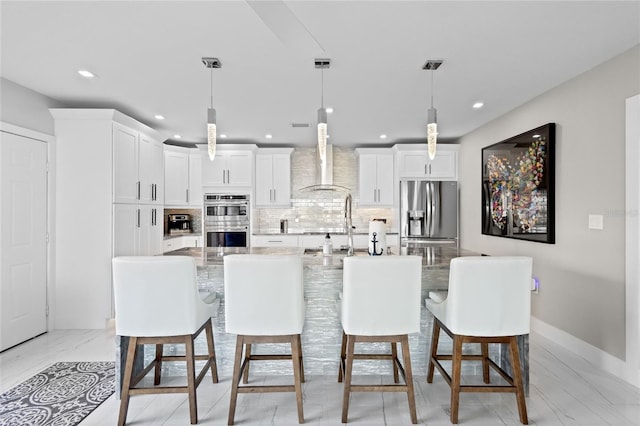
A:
[254,146,396,234]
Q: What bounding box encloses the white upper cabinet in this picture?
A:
[164,148,189,205]
[201,146,256,189]
[113,124,139,204]
[395,144,459,180]
[113,123,163,204]
[255,148,293,207]
[188,152,202,206]
[356,148,394,206]
[164,146,203,206]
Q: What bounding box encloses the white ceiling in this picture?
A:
[1,1,638,148]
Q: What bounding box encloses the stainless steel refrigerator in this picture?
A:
[399,180,458,246]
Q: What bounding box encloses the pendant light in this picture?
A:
[423,59,442,160]
[202,57,221,161]
[315,58,330,162]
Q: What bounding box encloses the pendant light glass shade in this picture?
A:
[424,59,442,161]
[207,107,217,161]
[202,57,221,162]
[427,107,437,160]
[317,107,327,161]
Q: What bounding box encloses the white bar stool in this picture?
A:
[223,254,305,425]
[112,256,219,426]
[339,255,422,424]
[425,256,532,424]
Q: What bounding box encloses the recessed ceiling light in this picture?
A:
[532,134,541,139]
[472,102,484,109]
[326,107,334,113]
[173,134,181,139]
[265,134,273,139]
[77,69,95,78]
[154,115,165,120]
[220,134,227,139]
[379,134,387,139]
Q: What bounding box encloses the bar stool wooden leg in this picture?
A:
[185,336,198,424]
[401,335,418,424]
[291,334,304,423]
[391,342,399,383]
[338,331,347,383]
[296,333,305,383]
[228,336,244,426]
[153,344,163,385]
[450,334,463,424]
[118,336,137,426]
[204,320,218,383]
[481,342,490,384]
[341,334,356,423]
[509,336,529,425]
[242,343,252,384]
[427,320,441,383]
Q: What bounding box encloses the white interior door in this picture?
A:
[1,131,48,351]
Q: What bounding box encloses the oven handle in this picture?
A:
[205,226,249,232]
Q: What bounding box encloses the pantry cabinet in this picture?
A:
[395,144,458,180]
[356,148,394,206]
[255,148,293,207]
[201,145,256,189]
[50,108,166,328]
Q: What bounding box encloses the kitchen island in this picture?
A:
[116,246,529,395]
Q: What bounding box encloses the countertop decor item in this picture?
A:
[0,361,115,426]
[368,220,386,255]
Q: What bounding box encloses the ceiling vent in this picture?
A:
[291,123,310,128]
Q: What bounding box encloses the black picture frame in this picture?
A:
[481,123,555,244]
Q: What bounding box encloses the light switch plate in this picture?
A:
[588,214,604,230]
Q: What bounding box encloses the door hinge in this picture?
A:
[46,305,50,316]
[46,233,50,244]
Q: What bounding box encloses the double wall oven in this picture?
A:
[204,194,249,248]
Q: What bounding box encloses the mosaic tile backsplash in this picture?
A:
[254,146,396,234]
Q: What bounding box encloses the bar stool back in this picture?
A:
[339,255,422,424]
[224,254,305,425]
[425,256,532,424]
[112,256,218,426]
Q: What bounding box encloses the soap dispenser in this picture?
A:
[323,233,333,256]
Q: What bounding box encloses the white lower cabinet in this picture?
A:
[251,235,299,247]
[114,204,163,256]
[163,235,204,253]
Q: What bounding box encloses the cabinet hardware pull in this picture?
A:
[137,181,141,200]
[186,189,189,203]
[226,170,230,184]
[273,189,276,202]
[153,183,156,201]
[152,208,156,226]
[137,209,140,228]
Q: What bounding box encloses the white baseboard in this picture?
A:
[531,317,639,388]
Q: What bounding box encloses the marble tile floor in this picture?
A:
[1,326,639,425]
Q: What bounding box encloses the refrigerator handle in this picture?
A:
[431,182,439,236]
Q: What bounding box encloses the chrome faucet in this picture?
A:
[344,193,354,256]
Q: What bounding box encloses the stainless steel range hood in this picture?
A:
[299,144,350,192]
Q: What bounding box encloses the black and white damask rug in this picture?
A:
[0,361,115,426]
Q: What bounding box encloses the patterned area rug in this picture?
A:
[0,361,115,426]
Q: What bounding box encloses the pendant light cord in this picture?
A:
[430,69,434,108]
[321,67,324,108]
[210,67,214,109]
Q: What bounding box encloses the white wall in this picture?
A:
[458,45,639,364]
[0,78,62,134]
